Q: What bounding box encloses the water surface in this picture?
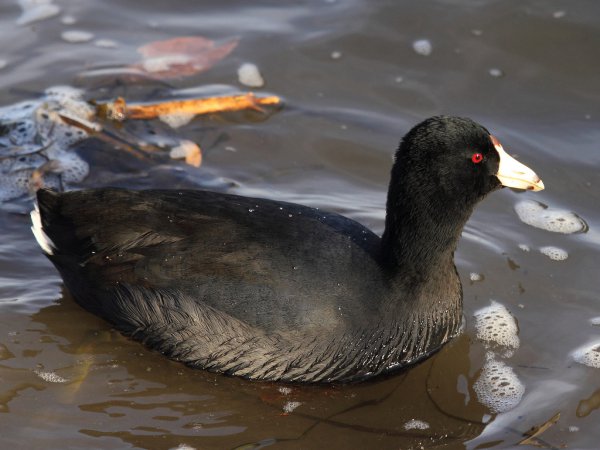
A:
[1,1,599,448]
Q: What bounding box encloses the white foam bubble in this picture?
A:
[0,85,94,202]
[518,244,531,252]
[95,39,118,48]
[412,39,432,56]
[44,85,85,101]
[56,152,89,184]
[474,301,520,349]
[0,174,29,202]
[34,369,68,383]
[540,246,568,261]
[61,15,76,25]
[2,150,46,172]
[142,54,191,73]
[489,68,504,77]
[591,317,600,327]
[278,386,292,395]
[160,113,195,129]
[282,401,301,413]
[169,445,196,450]
[403,419,430,430]
[474,354,525,413]
[515,200,587,234]
[470,272,483,282]
[238,63,265,88]
[572,341,600,368]
[61,30,95,43]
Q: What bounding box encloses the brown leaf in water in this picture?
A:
[132,36,238,79]
[169,140,202,168]
[576,388,600,417]
[186,148,201,167]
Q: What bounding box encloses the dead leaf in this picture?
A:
[132,36,238,79]
[576,388,600,418]
[169,140,202,168]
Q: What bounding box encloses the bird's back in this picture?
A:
[36,188,388,338]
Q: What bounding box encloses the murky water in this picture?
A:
[1,0,599,448]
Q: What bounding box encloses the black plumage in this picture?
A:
[33,116,543,383]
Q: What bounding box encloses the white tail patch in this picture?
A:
[30,201,55,255]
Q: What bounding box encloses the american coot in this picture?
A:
[31,116,543,383]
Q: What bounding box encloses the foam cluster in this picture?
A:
[473,301,520,349]
[473,301,525,413]
[515,200,587,234]
[572,341,600,369]
[160,112,195,129]
[0,86,92,202]
[34,369,68,383]
[282,401,302,414]
[237,62,265,88]
[403,419,430,430]
[412,39,433,56]
[540,246,569,261]
[470,272,483,282]
[473,353,525,413]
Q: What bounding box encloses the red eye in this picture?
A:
[471,153,484,164]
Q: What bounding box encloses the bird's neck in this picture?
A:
[350,192,469,380]
[380,184,474,280]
